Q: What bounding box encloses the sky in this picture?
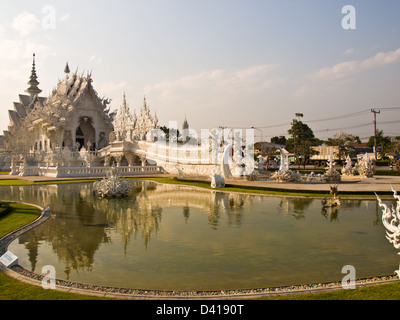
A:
[0,0,399,143]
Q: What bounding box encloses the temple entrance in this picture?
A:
[75,116,96,150]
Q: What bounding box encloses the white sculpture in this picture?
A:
[356,153,375,178]
[376,185,400,277]
[93,165,133,198]
[323,154,341,182]
[341,155,356,176]
[322,185,341,208]
[279,148,290,171]
[271,169,302,182]
[210,173,225,189]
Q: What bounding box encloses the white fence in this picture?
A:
[15,165,164,178]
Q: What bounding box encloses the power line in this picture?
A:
[305,109,371,124]
[377,106,400,111]
[228,106,400,138]
[313,122,372,133]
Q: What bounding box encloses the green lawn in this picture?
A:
[0,202,41,237]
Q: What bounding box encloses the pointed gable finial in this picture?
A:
[123,92,127,106]
[64,62,70,76]
[25,53,42,97]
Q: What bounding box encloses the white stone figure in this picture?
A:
[93,165,134,198]
[341,155,356,176]
[271,169,302,182]
[321,185,341,208]
[323,154,341,182]
[356,153,375,178]
[210,173,225,189]
[376,186,400,277]
[279,148,290,171]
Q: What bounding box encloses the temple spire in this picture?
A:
[25,53,42,97]
[123,92,127,107]
[64,62,70,77]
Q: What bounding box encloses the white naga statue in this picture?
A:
[376,185,400,277]
[210,173,225,189]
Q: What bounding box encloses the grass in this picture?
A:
[0,178,400,300]
[0,202,41,237]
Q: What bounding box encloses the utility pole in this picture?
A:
[371,109,380,160]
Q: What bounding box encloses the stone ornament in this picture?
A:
[210,173,225,189]
[376,185,400,277]
[93,165,134,198]
[356,153,375,178]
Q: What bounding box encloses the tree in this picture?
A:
[325,132,361,161]
[270,136,287,145]
[367,130,391,156]
[159,126,180,142]
[286,114,322,166]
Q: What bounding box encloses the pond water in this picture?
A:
[0,181,398,291]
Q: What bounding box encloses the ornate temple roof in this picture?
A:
[24,64,114,130]
[2,55,115,151]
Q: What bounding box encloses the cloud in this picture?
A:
[144,64,281,103]
[0,24,5,37]
[0,38,55,61]
[344,48,355,55]
[89,55,102,64]
[11,11,40,36]
[310,48,400,81]
[295,48,400,97]
[97,81,127,99]
[141,64,284,128]
[60,14,70,22]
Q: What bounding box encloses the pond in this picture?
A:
[0,181,398,291]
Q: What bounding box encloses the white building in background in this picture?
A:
[0,55,255,179]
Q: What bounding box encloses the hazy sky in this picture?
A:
[0,0,399,142]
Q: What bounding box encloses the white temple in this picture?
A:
[3,54,114,154]
[0,55,255,179]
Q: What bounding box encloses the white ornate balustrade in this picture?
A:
[15,165,163,178]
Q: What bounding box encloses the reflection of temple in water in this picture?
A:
[3,182,259,276]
